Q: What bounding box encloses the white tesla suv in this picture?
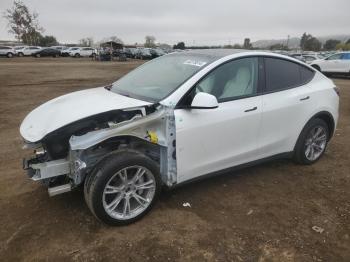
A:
[311,52,350,76]
[20,50,339,225]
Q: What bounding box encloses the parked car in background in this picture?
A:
[20,50,339,225]
[311,52,350,75]
[135,48,152,59]
[124,48,138,58]
[69,47,97,58]
[61,47,78,57]
[150,48,165,59]
[302,54,325,64]
[289,53,306,63]
[16,46,42,57]
[14,46,27,54]
[0,46,15,58]
[50,46,67,51]
[32,48,61,58]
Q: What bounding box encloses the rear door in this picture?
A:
[259,57,316,157]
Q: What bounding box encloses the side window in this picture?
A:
[194,57,259,102]
[326,53,341,60]
[265,58,301,92]
[304,56,316,62]
[341,53,350,60]
[300,66,315,84]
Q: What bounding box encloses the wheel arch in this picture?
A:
[71,135,166,186]
[311,64,321,71]
[312,111,335,140]
[304,111,335,141]
[90,135,162,164]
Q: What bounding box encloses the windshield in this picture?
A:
[111,53,214,102]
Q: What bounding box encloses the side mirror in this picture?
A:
[191,92,218,109]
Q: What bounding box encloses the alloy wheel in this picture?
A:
[304,126,327,161]
[102,165,156,220]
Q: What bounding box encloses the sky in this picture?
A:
[0,0,349,46]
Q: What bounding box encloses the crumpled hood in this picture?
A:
[20,87,151,142]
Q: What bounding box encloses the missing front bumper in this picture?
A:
[23,157,70,181]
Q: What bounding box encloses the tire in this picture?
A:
[84,150,161,226]
[35,53,40,58]
[7,53,13,58]
[293,118,329,165]
[18,52,24,57]
[75,53,80,58]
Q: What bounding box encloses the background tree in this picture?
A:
[108,36,123,44]
[323,39,341,50]
[346,39,350,44]
[39,35,58,46]
[300,33,310,50]
[336,42,350,51]
[173,42,185,50]
[4,0,43,44]
[269,43,288,50]
[144,35,156,48]
[79,37,94,47]
[300,33,321,51]
[243,38,252,49]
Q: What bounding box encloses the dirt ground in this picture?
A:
[0,57,349,262]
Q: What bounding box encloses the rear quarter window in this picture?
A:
[300,66,315,84]
[265,57,314,92]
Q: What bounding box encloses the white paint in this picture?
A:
[20,51,339,187]
[20,87,150,142]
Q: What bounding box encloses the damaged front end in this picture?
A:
[22,104,177,196]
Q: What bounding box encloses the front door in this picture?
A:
[174,57,263,183]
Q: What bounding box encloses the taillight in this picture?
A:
[333,86,340,96]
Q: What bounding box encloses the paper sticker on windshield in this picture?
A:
[183,60,207,67]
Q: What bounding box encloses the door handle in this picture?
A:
[244,106,257,112]
[300,96,310,101]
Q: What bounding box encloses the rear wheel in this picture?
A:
[35,53,40,58]
[18,52,24,57]
[75,53,80,58]
[7,52,13,58]
[294,118,329,165]
[84,150,161,226]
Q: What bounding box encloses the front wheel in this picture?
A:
[7,52,13,58]
[294,118,329,165]
[84,150,161,226]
